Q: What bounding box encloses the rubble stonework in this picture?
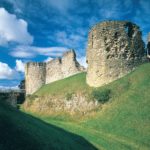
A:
[86,21,146,87]
[25,62,46,95]
[147,33,150,56]
[25,50,84,95]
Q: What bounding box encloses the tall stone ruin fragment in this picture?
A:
[86,21,145,87]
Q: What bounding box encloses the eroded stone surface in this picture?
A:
[86,21,145,87]
[147,33,150,56]
[25,50,85,95]
[25,62,46,95]
[46,50,84,84]
[23,94,100,115]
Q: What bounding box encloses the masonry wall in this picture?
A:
[25,62,46,95]
[46,50,84,84]
[61,50,83,78]
[86,21,145,87]
[46,58,62,84]
[25,50,84,95]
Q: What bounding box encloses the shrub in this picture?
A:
[92,89,111,103]
[65,92,73,101]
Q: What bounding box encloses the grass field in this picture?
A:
[0,101,97,150]
[1,63,150,150]
[34,72,89,96]
[31,63,150,149]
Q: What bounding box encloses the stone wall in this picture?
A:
[86,21,145,87]
[46,50,84,84]
[25,62,46,95]
[147,33,150,56]
[25,50,84,95]
[23,93,100,115]
[61,50,83,78]
[46,58,62,84]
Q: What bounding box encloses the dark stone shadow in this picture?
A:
[0,101,98,150]
[17,92,25,104]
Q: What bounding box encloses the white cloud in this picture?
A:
[44,57,53,62]
[10,45,67,58]
[10,51,35,58]
[15,59,25,72]
[0,85,19,91]
[77,56,87,68]
[0,60,25,80]
[0,7,33,45]
[0,62,16,79]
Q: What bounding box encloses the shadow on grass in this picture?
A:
[0,101,98,150]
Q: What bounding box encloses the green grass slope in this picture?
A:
[0,101,97,150]
[35,72,89,96]
[30,63,150,150]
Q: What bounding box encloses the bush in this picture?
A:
[92,89,111,103]
[65,92,73,101]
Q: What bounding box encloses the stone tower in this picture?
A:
[25,62,46,95]
[86,21,145,87]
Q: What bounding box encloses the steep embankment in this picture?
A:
[24,63,150,150]
[23,72,100,114]
[0,101,97,150]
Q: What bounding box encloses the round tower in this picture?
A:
[86,21,145,87]
[25,62,46,95]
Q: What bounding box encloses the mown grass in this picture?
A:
[35,72,90,97]
[30,63,150,150]
[35,72,112,103]
[1,63,150,150]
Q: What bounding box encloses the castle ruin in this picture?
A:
[86,21,146,87]
[25,21,148,94]
[25,50,84,95]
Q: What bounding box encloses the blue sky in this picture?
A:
[0,0,150,88]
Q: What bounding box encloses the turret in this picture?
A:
[86,21,145,87]
[25,62,46,95]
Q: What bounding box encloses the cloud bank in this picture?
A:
[0,60,24,80]
[10,46,67,58]
[0,7,33,45]
[15,59,25,72]
[0,62,16,79]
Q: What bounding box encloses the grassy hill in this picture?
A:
[0,101,97,150]
[25,63,150,149]
[1,63,150,150]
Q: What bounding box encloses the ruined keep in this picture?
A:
[86,21,145,87]
[25,50,84,95]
